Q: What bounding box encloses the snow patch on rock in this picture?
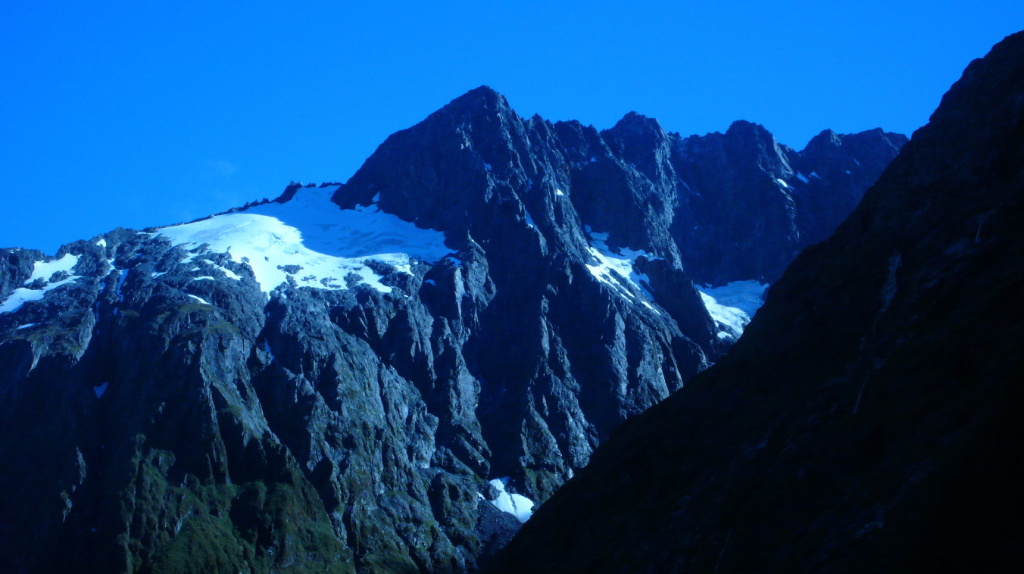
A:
[488,478,535,523]
[156,186,454,294]
[0,254,82,314]
[697,280,768,342]
[585,229,658,311]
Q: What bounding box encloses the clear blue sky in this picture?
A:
[2,1,1022,253]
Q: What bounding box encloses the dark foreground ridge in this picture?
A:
[0,84,901,571]
[488,30,1024,573]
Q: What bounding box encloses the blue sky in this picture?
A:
[2,1,1022,253]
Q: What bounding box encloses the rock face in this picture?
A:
[0,88,901,573]
[488,31,1024,573]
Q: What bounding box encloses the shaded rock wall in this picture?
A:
[488,30,1024,573]
[0,86,902,573]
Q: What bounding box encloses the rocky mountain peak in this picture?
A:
[805,127,843,150]
[489,30,1024,573]
[802,127,907,169]
[606,111,668,142]
[427,85,521,146]
[600,112,674,180]
[725,118,776,140]
[721,119,794,175]
[1,81,908,572]
[442,85,510,116]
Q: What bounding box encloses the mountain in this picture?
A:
[0,88,901,572]
[487,31,1024,573]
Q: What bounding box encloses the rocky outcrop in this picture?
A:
[488,31,1024,573]
[0,86,902,573]
[669,120,906,284]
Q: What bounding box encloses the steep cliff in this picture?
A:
[489,30,1024,573]
[0,88,901,572]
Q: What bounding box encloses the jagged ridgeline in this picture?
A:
[489,31,1024,573]
[0,86,902,572]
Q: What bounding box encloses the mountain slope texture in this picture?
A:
[488,30,1024,574]
[0,85,903,571]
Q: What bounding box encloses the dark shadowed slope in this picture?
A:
[489,30,1024,574]
[0,88,901,572]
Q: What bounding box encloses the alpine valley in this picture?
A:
[0,71,912,571]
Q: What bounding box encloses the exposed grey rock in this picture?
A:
[488,30,1024,574]
[0,87,901,572]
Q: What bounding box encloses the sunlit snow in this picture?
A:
[187,294,211,305]
[156,186,454,294]
[212,264,240,280]
[697,280,768,342]
[488,478,535,523]
[0,254,82,314]
[585,229,658,311]
[29,253,79,283]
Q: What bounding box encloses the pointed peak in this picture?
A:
[613,111,663,131]
[815,127,841,140]
[604,112,669,148]
[468,84,502,98]
[441,85,512,117]
[802,129,844,153]
[725,120,773,139]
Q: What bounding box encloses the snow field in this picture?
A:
[488,478,535,523]
[584,228,659,311]
[156,186,455,294]
[0,253,82,314]
[697,280,768,341]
